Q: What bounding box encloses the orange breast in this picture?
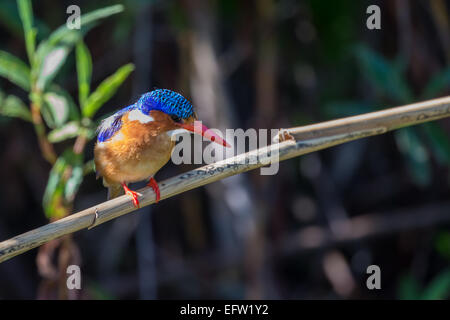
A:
[94,110,178,185]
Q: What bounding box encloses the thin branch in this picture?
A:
[0,96,449,263]
[31,101,57,164]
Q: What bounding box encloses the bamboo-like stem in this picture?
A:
[31,102,57,164]
[0,96,449,264]
[283,96,450,140]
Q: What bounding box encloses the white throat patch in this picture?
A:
[127,109,155,123]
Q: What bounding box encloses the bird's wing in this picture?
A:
[97,105,136,142]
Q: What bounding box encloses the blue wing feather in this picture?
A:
[97,104,136,142]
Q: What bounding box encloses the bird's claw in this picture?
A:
[121,183,141,208]
[273,129,295,143]
[147,177,161,203]
[126,189,140,208]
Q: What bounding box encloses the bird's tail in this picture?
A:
[106,182,124,200]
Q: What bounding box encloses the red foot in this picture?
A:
[147,177,160,203]
[121,183,140,208]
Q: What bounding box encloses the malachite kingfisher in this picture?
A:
[94,89,230,208]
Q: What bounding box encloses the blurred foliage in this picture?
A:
[399,269,450,300]
[398,231,450,300]
[326,45,450,187]
[435,231,450,260]
[0,0,133,218]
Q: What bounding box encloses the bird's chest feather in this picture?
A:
[95,111,176,183]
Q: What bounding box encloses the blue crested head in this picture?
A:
[97,89,194,143]
[137,89,194,119]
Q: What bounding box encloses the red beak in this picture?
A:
[176,121,231,148]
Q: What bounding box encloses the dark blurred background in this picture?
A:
[0,0,449,299]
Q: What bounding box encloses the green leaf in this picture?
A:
[35,27,87,88]
[48,121,80,143]
[82,127,96,140]
[395,128,431,187]
[83,63,134,118]
[43,149,84,218]
[43,154,67,218]
[355,45,413,103]
[17,0,36,64]
[42,91,70,128]
[49,84,80,121]
[36,46,71,90]
[41,5,123,49]
[422,123,450,165]
[0,50,31,91]
[35,4,123,91]
[0,94,32,121]
[421,269,450,300]
[76,40,92,108]
[435,232,450,260]
[83,159,95,176]
[41,87,80,127]
[398,274,421,300]
[35,4,123,66]
[65,164,83,202]
[422,68,450,100]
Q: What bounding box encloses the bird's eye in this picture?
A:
[171,115,182,123]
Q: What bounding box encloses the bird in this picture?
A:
[94,89,230,208]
